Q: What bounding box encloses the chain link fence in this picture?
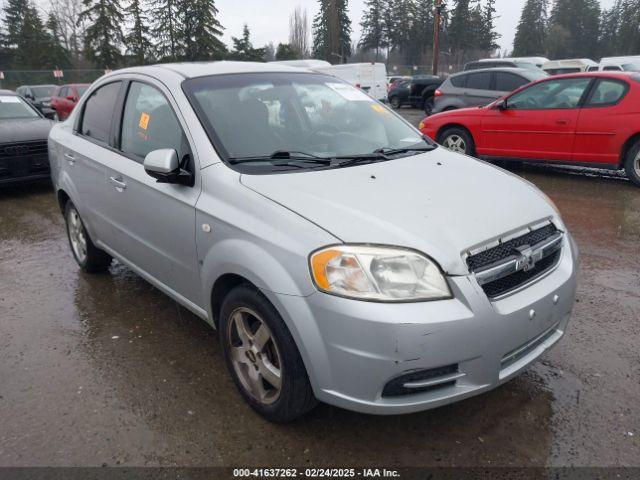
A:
[387,63,465,77]
[0,69,107,90]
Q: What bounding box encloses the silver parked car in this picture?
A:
[49,62,578,422]
[433,68,548,114]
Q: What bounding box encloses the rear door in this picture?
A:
[573,77,631,165]
[65,81,123,245]
[101,79,202,305]
[478,77,593,161]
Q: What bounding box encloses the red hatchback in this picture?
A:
[50,83,90,121]
[419,72,640,186]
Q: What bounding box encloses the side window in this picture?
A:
[495,73,529,92]
[80,82,121,144]
[603,66,622,71]
[58,87,68,98]
[508,78,592,110]
[585,79,628,106]
[120,82,187,161]
[466,72,492,90]
[450,75,466,88]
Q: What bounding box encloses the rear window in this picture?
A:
[545,68,582,75]
[80,82,121,144]
[466,72,492,90]
[495,72,529,92]
[585,79,628,106]
[450,75,465,88]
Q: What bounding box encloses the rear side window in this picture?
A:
[466,72,492,90]
[603,66,622,71]
[120,82,187,161]
[585,79,628,106]
[495,72,529,92]
[450,75,466,88]
[80,82,121,144]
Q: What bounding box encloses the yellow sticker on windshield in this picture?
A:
[371,104,388,114]
[139,112,150,130]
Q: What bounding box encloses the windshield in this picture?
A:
[0,95,40,119]
[31,86,55,98]
[183,73,426,168]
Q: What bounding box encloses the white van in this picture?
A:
[315,63,389,102]
[542,59,597,75]
[596,56,640,72]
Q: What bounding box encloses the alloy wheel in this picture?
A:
[68,207,87,263]
[227,307,283,405]
[443,134,467,153]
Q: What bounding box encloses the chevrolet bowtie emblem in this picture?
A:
[515,245,541,272]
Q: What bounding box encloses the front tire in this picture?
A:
[624,140,640,187]
[438,127,475,156]
[219,284,316,422]
[389,96,402,109]
[64,201,112,273]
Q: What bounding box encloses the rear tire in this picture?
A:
[389,96,402,109]
[424,97,434,116]
[624,140,640,187]
[438,127,475,156]
[64,201,112,273]
[219,284,317,423]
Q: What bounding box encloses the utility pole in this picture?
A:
[432,0,443,75]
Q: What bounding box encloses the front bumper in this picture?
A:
[265,234,578,415]
[0,155,51,185]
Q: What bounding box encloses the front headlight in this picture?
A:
[310,245,452,302]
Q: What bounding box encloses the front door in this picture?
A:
[478,77,593,161]
[101,80,202,305]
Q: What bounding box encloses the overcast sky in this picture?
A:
[217,0,617,55]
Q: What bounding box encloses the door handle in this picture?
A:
[64,153,75,165]
[109,176,127,191]
[556,119,570,125]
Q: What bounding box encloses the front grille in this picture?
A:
[481,250,561,298]
[0,141,49,179]
[467,224,558,271]
[467,223,562,299]
[0,141,48,159]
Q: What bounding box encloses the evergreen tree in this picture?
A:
[229,24,265,61]
[46,12,72,67]
[79,0,125,68]
[124,0,153,65]
[180,0,226,61]
[546,0,601,59]
[615,0,640,55]
[359,0,386,57]
[513,0,549,56]
[447,0,473,64]
[150,0,182,61]
[312,0,352,63]
[275,43,298,60]
[478,0,500,51]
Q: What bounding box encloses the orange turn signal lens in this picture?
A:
[310,249,341,290]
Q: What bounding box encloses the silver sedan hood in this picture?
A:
[240,150,559,275]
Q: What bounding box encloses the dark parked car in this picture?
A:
[387,75,443,113]
[432,68,548,114]
[16,84,56,119]
[0,90,53,185]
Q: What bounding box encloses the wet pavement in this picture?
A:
[0,114,639,467]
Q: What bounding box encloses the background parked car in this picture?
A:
[387,75,443,113]
[595,56,640,72]
[419,72,640,187]
[0,90,53,185]
[51,83,90,120]
[464,59,540,71]
[432,68,547,114]
[15,84,56,119]
[542,59,597,75]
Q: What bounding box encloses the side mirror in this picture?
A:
[496,99,508,111]
[66,95,76,101]
[143,149,193,186]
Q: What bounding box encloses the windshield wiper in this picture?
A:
[228,150,332,166]
[373,145,438,156]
